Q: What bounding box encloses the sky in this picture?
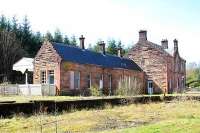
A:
[0,0,200,63]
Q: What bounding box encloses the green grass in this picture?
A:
[102,100,200,133]
[108,118,200,133]
[1,99,200,132]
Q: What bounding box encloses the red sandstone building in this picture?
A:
[33,36,145,95]
[33,31,186,95]
[127,30,186,94]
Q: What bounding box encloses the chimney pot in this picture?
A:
[117,47,122,57]
[161,39,168,49]
[173,39,178,52]
[79,35,85,49]
[139,30,147,42]
[98,41,106,54]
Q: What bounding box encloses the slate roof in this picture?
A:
[52,43,142,71]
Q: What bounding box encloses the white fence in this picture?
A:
[0,84,56,96]
[19,84,42,96]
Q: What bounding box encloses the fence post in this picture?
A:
[49,84,50,96]
[41,84,43,96]
[17,84,19,95]
[28,84,31,96]
[4,84,5,95]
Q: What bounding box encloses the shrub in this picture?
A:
[115,76,143,96]
[89,86,101,96]
[102,88,111,96]
[115,87,126,96]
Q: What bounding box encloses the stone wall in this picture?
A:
[128,42,168,93]
[127,31,186,94]
[173,53,186,92]
[33,41,61,91]
[60,61,145,95]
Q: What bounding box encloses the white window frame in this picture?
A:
[86,73,92,88]
[147,80,153,95]
[99,74,103,89]
[70,71,74,89]
[109,74,112,95]
[41,70,47,84]
[74,71,80,89]
[48,70,54,85]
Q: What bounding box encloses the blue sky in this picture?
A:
[0,0,200,63]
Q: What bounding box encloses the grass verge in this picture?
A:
[1,99,200,132]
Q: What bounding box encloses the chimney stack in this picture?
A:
[79,35,85,49]
[139,30,147,42]
[98,41,106,55]
[117,47,122,57]
[173,39,178,52]
[161,39,168,49]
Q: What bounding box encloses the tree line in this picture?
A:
[186,62,200,88]
[0,15,131,56]
[0,15,81,57]
[0,15,131,82]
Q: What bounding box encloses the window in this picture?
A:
[147,80,153,94]
[149,82,153,88]
[96,74,103,89]
[119,75,123,88]
[70,71,74,89]
[70,71,80,89]
[74,71,80,89]
[48,70,54,84]
[41,71,46,84]
[109,74,112,89]
[109,74,112,95]
[168,79,172,93]
[99,74,103,89]
[177,79,179,88]
[128,75,131,89]
[182,77,185,88]
[86,73,91,88]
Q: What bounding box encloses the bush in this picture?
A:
[102,88,111,96]
[115,87,126,96]
[115,76,143,96]
[89,86,101,96]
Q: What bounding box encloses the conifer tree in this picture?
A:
[53,29,63,43]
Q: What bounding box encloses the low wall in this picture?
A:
[19,84,42,96]
[0,95,199,117]
[0,84,56,96]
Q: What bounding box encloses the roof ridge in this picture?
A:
[53,42,129,60]
[52,42,79,49]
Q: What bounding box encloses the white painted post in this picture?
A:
[25,72,28,84]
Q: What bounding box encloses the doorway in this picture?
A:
[147,80,153,94]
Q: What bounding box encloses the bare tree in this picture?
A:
[0,30,24,82]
